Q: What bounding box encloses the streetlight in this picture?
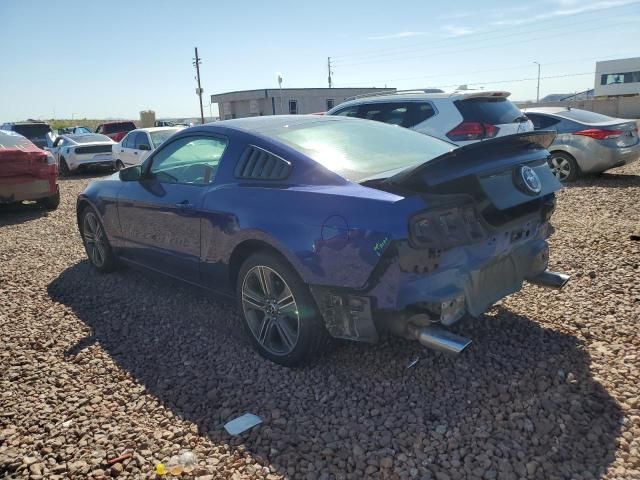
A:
[276,73,283,114]
[533,61,541,103]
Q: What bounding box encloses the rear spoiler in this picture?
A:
[385,131,556,187]
[455,90,511,99]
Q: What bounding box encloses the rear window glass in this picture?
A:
[558,109,614,123]
[104,122,136,134]
[0,130,35,149]
[455,98,522,124]
[12,123,52,137]
[271,118,453,182]
[69,134,112,143]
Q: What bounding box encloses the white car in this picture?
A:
[113,127,184,169]
[326,90,533,146]
[47,133,116,175]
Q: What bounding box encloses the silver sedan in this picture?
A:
[523,107,639,181]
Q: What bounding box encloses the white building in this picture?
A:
[594,57,640,97]
[210,87,395,120]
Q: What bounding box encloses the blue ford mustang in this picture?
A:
[77,115,568,366]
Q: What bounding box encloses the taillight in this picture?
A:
[410,205,486,249]
[573,128,623,140]
[446,122,499,142]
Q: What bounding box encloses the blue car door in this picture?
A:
[116,134,229,283]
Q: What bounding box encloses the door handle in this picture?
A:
[134,151,138,155]
[175,201,195,210]
[120,149,124,153]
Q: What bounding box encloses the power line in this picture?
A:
[331,1,640,62]
[332,18,639,69]
[333,52,638,87]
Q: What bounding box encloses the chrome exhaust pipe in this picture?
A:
[407,323,471,354]
[526,270,570,290]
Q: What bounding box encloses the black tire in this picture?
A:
[115,160,125,171]
[548,151,580,182]
[236,252,330,367]
[80,205,118,273]
[59,157,71,177]
[37,186,60,210]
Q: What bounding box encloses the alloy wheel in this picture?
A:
[549,156,572,181]
[241,265,300,356]
[83,211,107,268]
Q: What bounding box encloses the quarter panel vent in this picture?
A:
[234,145,291,180]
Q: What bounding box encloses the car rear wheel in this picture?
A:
[81,207,117,273]
[548,152,579,182]
[115,160,125,171]
[59,157,70,177]
[236,252,330,366]
[37,186,60,210]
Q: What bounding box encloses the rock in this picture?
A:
[380,457,393,469]
[110,463,124,477]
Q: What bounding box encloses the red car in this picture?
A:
[95,121,136,142]
[0,130,59,210]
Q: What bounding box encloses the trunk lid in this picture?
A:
[0,132,49,177]
[380,131,561,223]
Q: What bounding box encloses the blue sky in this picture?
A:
[1,0,638,120]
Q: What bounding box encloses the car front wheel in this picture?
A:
[236,252,330,366]
[81,207,117,272]
[115,160,125,171]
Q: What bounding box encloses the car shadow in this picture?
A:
[48,261,622,479]
[564,171,640,189]
[0,201,51,226]
[57,170,115,182]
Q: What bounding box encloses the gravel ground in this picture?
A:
[1,164,639,480]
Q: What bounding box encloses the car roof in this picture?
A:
[134,127,183,133]
[208,115,355,134]
[101,120,135,125]
[332,90,511,107]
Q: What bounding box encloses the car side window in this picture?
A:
[96,125,103,133]
[134,132,148,149]
[528,114,560,130]
[358,102,421,128]
[122,133,133,148]
[332,105,360,117]
[149,135,228,185]
[409,102,436,127]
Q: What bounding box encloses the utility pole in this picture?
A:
[327,57,333,88]
[193,47,205,124]
[533,61,541,103]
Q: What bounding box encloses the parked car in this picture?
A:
[155,120,176,127]
[113,127,184,170]
[48,133,115,175]
[326,90,533,145]
[57,126,92,135]
[0,130,59,209]
[95,121,136,142]
[0,121,54,149]
[522,107,640,181]
[77,116,566,366]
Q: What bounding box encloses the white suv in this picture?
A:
[326,90,533,145]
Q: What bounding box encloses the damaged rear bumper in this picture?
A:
[310,219,562,344]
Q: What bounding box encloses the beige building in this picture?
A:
[210,87,395,120]
[594,57,640,97]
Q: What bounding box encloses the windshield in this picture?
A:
[150,128,180,148]
[12,123,51,138]
[272,119,453,182]
[104,122,136,134]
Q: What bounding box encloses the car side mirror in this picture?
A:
[139,144,151,151]
[119,165,142,182]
